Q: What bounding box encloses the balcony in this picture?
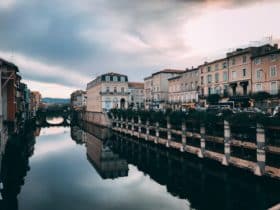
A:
[100,91,129,96]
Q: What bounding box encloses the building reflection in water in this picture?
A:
[108,133,280,210]
[71,123,128,179]
[0,127,37,210]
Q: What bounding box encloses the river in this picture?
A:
[0,118,279,210]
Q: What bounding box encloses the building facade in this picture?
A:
[86,72,129,112]
[144,69,184,110]
[128,82,144,109]
[71,90,87,110]
[252,48,280,95]
[168,68,199,110]
[30,91,42,117]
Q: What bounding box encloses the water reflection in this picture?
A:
[0,127,37,210]
[46,117,64,125]
[0,121,279,210]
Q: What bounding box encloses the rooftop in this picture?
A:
[128,82,144,89]
[152,69,184,76]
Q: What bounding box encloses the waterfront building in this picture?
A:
[128,82,144,109]
[168,68,199,110]
[86,72,129,112]
[30,91,42,117]
[251,47,280,95]
[227,44,278,96]
[70,90,87,111]
[199,58,229,98]
[144,69,184,110]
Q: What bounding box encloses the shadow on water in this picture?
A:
[0,124,38,210]
[72,122,280,210]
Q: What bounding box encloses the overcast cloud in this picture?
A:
[0,0,279,97]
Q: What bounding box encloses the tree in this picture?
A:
[206,94,220,105]
[250,91,271,101]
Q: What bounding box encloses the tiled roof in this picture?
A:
[152,69,184,76]
[128,82,144,89]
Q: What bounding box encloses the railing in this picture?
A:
[110,115,280,179]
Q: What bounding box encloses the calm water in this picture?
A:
[0,120,280,210]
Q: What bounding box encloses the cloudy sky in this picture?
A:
[0,0,280,98]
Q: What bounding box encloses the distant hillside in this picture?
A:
[42,98,70,104]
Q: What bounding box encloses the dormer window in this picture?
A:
[254,58,261,65]
[113,76,118,82]
[105,76,110,81]
[120,76,125,82]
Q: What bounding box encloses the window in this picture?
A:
[207,75,212,84]
[232,71,236,80]
[201,76,204,85]
[270,66,277,77]
[271,82,278,95]
[114,87,117,93]
[242,69,246,77]
[106,87,110,92]
[254,58,261,64]
[232,58,236,65]
[121,87,124,93]
[215,86,221,94]
[215,64,219,71]
[223,62,227,69]
[271,54,276,61]
[256,69,263,80]
[207,66,211,72]
[113,76,118,82]
[120,76,125,82]
[215,73,219,82]
[223,71,228,82]
[242,55,247,63]
[256,83,262,92]
[191,82,195,90]
[105,76,110,81]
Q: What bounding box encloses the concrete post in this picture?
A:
[131,118,134,136]
[254,123,266,176]
[167,117,171,147]
[181,120,186,152]
[120,116,124,131]
[198,123,206,158]
[222,120,231,166]
[138,116,141,138]
[146,120,150,141]
[155,122,159,143]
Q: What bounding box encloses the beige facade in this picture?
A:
[86,73,129,112]
[199,58,229,97]
[168,68,199,109]
[252,49,280,95]
[128,82,144,109]
[71,90,87,110]
[144,69,184,109]
[227,44,278,96]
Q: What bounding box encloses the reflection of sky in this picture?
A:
[46,117,64,125]
[18,127,190,210]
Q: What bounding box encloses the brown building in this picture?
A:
[168,68,199,110]
[252,48,280,95]
[199,58,229,97]
[227,44,278,96]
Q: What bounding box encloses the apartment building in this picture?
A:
[252,48,280,95]
[168,68,199,110]
[86,72,129,112]
[71,90,87,110]
[128,82,144,109]
[199,58,229,97]
[227,44,278,96]
[144,69,184,110]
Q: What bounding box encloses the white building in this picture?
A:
[86,72,129,112]
[71,90,87,110]
[128,82,144,109]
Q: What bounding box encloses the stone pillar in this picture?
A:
[166,117,171,147]
[181,121,186,152]
[155,122,159,143]
[120,116,124,131]
[146,120,150,141]
[222,120,231,166]
[198,123,205,158]
[254,123,266,176]
[138,116,141,138]
[131,118,135,136]
[116,116,119,128]
[125,118,129,133]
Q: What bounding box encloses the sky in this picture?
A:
[0,0,280,98]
